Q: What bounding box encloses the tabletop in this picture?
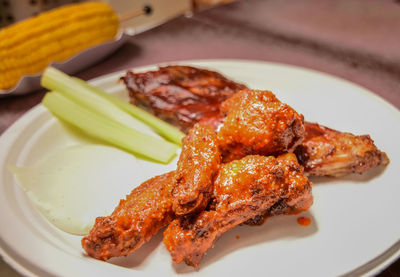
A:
[1,0,400,276]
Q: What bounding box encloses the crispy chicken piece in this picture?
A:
[82,171,175,261]
[173,123,221,215]
[121,65,246,133]
[218,89,305,162]
[163,154,313,267]
[294,122,390,177]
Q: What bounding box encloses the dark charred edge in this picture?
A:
[294,145,309,168]
[243,198,291,226]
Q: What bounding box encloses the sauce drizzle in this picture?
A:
[297,216,311,226]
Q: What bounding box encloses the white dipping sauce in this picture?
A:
[9,144,143,236]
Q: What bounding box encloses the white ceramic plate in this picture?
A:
[0,60,399,277]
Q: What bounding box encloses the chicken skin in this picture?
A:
[163,154,313,267]
[295,122,390,177]
[121,65,246,133]
[173,123,221,215]
[82,172,175,261]
[218,89,305,162]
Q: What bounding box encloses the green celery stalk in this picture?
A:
[42,91,178,164]
[72,77,185,145]
[41,67,157,138]
[41,66,185,145]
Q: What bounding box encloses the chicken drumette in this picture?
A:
[173,123,221,215]
[218,89,305,162]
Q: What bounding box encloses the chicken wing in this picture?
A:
[173,123,221,215]
[218,89,305,161]
[294,122,390,177]
[82,171,175,260]
[163,153,313,267]
[121,65,246,133]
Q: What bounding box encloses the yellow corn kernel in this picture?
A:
[0,2,119,90]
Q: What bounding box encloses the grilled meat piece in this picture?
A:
[173,123,221,215]
[121,65,246,133]
[295,122,390,177]
[82,171,175,261]
[163,154,313,267]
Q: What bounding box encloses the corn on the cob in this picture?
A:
[0,2,119,90]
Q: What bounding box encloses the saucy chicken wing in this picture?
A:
[218,89,305,161]
[295,122,390,177]
[82,171,175,260]
[163,153,313,267]
[121,65,246,133]
[173,123,221,215]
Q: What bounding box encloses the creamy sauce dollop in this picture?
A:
[9,145,143,235]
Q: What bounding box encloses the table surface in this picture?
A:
[1,0,400,276]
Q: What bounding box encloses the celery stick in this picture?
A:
[41,67,156,138]
[42,91,178,164]
[41,66,185,145]
[72,77,185,145]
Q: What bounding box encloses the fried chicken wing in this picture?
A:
[295,122,390,177]
[173,123,221,215]
[218,89,305,161]
[121,65,246,133]
[82,171,175,260]
[163,154,313,267]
